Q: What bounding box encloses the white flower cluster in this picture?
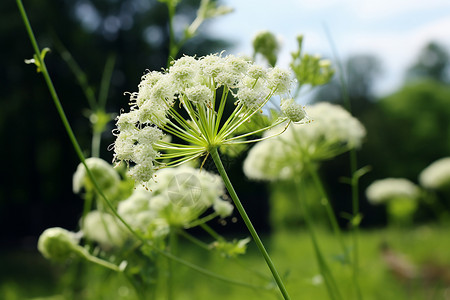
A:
[119,165,232,234]
[79,166,232,246]
[243,102,366,181]
[81,211,128,248]
[365,178,420,205]
[419,157,450,190]
[113,53,295,186]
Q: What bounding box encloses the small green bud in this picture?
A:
[290,36,334,87]
[37,227,80,261]
[211,238,251,258]
[252,31,279,66]
[280,98,307,123]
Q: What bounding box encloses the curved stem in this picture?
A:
[349,151,363,300]
[295,179,342,300]
[166,2,178,67]
[210,147,291,300]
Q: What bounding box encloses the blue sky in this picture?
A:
[207,0,450,96]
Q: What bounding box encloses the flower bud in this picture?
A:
[252,31,279,66]
[37,227,80,261]
[73,157,121,199]
[213,199,234,218]
[280,98,307,123]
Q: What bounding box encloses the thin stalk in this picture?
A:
[81,251,122,272]
[349,150,363,300]
[178,229,211,251]
[209,147,291,300]
[91,130,102,158]
[167,228,177,300]
[199,223,225,242]
[185,212,219,229]
[166,1,178,67]
[296,180,342,300]
[305,162,348,263]
[98,54,116,110]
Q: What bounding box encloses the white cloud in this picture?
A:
[336,16,450,95]
[355,0,450,20]
[293,0,450,20]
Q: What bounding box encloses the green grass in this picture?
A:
[2,225,450,299]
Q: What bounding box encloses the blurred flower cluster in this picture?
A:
[38,157,248,274]
[366,157,450,225]
[244,102,366,181]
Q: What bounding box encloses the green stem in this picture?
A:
[349,151,363,300]
[199,223,225,242]
[209,147,291,300]
[178,229,211,251]
[166,2,178,67]
[80,250,122,272]
[306,162,348,262]
[185,212,219,229]
[296,181,342,300]
[167,228,177,300]
[91,130,101,158]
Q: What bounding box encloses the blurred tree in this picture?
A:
[0,0,229,246]
[406,42,450,84]
[363,80,450,179]
[313,54,382,115]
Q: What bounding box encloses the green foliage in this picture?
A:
[374,80,450,177]
[3,227,450,299]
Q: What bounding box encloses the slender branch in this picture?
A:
[209,147,291,300]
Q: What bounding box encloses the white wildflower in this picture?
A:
[81,211,128,248]
[148,166,226,226]
[213,199,234,218]
[243,102,365,181]
[114,53,297,186]
[419,157,450,190]
[118,186,170,239]
[365,178,420,205]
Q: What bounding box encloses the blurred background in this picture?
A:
[1,0,450,298]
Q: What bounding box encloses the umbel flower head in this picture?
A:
[117,165,232,231]
[365,178,420,224]
[365,178,420,205]
[243,102,365,181]
[419,157,450,191]
[113,53,304,185]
